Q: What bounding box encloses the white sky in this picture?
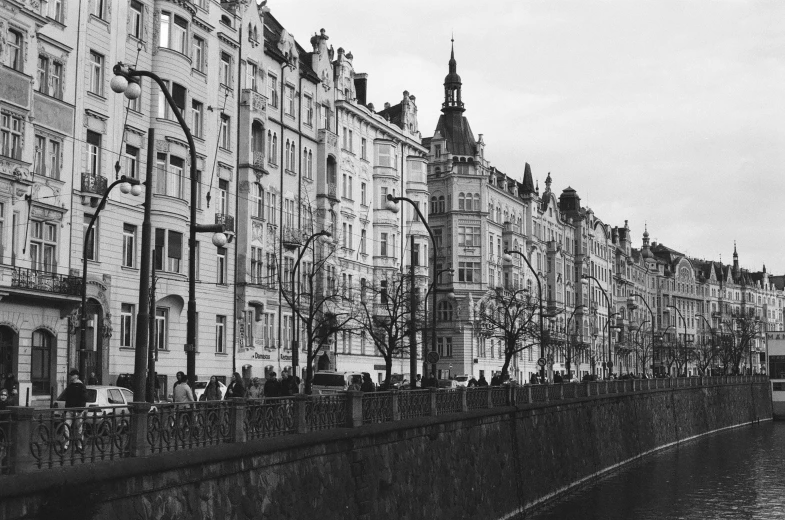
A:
[271,0,785,273]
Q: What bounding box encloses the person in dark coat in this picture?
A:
[64,369,88,452]
[478,375,489,387]
[361,373,375,392]
[202,376,223,401]
[468,377,478,387]
[263,372,280,398]
[490,374,501,386]
[279,372,292,397]
[554,372,563,384]
[224,372,246,399]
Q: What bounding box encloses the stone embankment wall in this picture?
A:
[0,381,771,520]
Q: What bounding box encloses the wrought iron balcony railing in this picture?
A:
[81,172,107,194]
[215,214,235,233]
[10,266,82,296]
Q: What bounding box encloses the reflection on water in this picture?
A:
[528,422,785,520]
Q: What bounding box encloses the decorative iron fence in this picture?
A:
[0,376,764,474]
[30,406,131,469]
[11,266,82,296]
[244,397,296,440]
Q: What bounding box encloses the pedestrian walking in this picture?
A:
[63,369,88,452]
[468,377,478,387]
[263,372,280,398]
[173,372,195,403]
[279,372,292,397]
[478,375,489,387]
[349,375,362,391]
[361,373,375,392]
[202,376,223,401]
[247,378,263,399]
[225,372,246,399]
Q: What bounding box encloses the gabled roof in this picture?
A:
[378,102,403,128]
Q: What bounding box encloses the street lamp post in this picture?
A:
[565,304,587,380]
[424,268,455,385]
[283,230,332,378]
[630,293,656,376]
[79,173,141,380]
[582,274,615,379]
[112,63,230,386]
[633,319,649,377]
[385,194,436,383]
[666,305,688,376]
[503,249,552,383]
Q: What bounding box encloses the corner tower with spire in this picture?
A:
[431,39,477,157]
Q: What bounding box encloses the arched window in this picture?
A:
[289,143,296,172]
[307,151,313,179]
[285,140,290,170]
[430,196,437,214]
[438,195,445,213]
[252,122,265,160]
[496,206,501,222]
[437,301,453,321]
[473,193,481,211]
[326,155,337,185]
[253,183,264,218]
[458,193,465,210]
[267,130,272,158]
[31,329,53,395]
[272,133,278,164]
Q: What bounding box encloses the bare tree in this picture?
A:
[691,331,720,375]
[478,288,540,381]
[354,272,424,387]
[278,233,355,394]
[631,324,656,376]
[719,315,763,375]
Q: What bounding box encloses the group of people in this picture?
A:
[0,373,19,410]
[170,370,303,403]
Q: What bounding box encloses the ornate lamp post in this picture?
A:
[666,305,688,376]
[582,274,616,378]
[79,172,141,380]
[565,304,587,380]
[385,193,435,383]
[112,63,230,387]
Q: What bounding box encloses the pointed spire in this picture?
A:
[521,162,534,194]
[442,37,464,113]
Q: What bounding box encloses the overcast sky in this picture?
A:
[271,0,784,274]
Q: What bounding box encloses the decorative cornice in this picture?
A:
[217,32,239,49]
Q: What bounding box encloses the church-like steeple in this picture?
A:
[442,38,464,113]
[733,241,739,275]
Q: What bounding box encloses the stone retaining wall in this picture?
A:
[0,381,772,520]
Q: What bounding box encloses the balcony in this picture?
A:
[253,151,265,168]
[80,172,107,207]
[326,182,339,203]
[215,213,235,233]
[240,89,267,116]
[9,266,82,298]
[502,221,522,235]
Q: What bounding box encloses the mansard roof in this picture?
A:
[433,111,476,156]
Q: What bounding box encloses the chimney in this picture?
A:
[354,73,368,106]
[384,102,391,109]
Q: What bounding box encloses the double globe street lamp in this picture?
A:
[111,63,231,393]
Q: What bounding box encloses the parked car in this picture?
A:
[437,379,458,389]
[454,375,470,387]
[54,385,135,414]
[311,371,368,394]
[193,380,227,401]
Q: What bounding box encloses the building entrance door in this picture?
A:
[0,326,16,382]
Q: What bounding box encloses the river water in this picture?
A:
[528,421,785,520]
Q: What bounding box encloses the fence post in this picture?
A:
[558,385,564,401]
[526,385,533,403]
[458,386,468,412]
[429,388,438,416]
[347,391,363,427]
[486,386,493,408]
[508,385,516,406]
[230,398,247,443]
[8,406,36,474]
[128,402,152,457]
[392,390,401,421]
[294,395,309,434]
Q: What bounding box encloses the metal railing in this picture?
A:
[11,266,83,296]
[0,375,767,475]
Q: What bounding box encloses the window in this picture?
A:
[250,246,263,283]
[458,226,481,247]
[7,30,23,71]
[129,0,143,39]
[154,228,183,273]
[342,127,348,149]
[245,61,257,91]
[361,138,367,160]
[120,304,135,348]
[360,229,366,255]
[51,62,63,99]
[191,100,203,138]
[380,186,388,207]
[31,330,53,395]
[155,308,168,350]
[40,0,64,22]
[1,113,22,160]
[30,222,57,273]
[84,214,97,261]
[319,104,330,129]
[220,114,230,149]
[160,12,188,53]
[266,192,276,224]
[156,153,184,198]
[192,36,205,73]
[215,316,226,353]
[304,95,314,126]
[253,183,264,218]
[37,55,49,95]
[89,51,104,95]
[34,135,46,175]
[220,52,232,86]
[90,0,105,19]
[360,182,367,206]
[437,337,453,358]
[216,247,227,284]
[218,179,228,215]
[349,130,353,152]
[458,262,481,282]
[122,224,136,267]
[380,233,388,257]
[86,130,101,175]
[437,301,453,321]
[285,85,295,116]
[306,150,313,179]
[267,73,278,107]
[170,82,186,118]
[376,143,394,167]
[123,144,139,179]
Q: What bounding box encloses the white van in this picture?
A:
[311,371,364,394]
